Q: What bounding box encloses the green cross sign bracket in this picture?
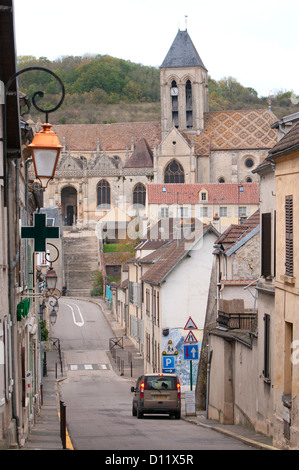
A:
[21,213,60,252]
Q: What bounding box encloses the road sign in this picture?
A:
[162,356,175,373]
[184,331,198,344]
[162,340,178,356]
[184,344,199,360]
[184,317,198,330]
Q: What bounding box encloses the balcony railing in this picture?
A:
[218,311,256,330]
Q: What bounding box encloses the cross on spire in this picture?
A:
[21,213,60,252]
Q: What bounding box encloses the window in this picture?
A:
[146,288,150,317]
[129,282,141,306]
[200,206,208,217]
[186,80,193,129]
[97,180,111,207]
[239,207,247,218]
[245,158,254,168]
[263,314,270,380]
[133,183,146,207]
[285,195,294,277]
[160,207,169,218]
[164,160,185,184]
[262,213,271,277]
[201,192,207,201]
[220,207,227,217]
[218,177,225,183]
[179,206,190,218]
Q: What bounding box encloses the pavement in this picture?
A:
[19,296,279,451]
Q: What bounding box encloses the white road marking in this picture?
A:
[61,301,85,328]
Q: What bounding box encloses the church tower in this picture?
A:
[160,29,209,139]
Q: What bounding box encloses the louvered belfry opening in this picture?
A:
[285,195,294,277]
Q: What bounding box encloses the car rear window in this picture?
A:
[144,376,177,391]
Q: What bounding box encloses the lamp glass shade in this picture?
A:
[46,269,57,291]
[50,309,57,325]
[29,123,62,180]
[32,148,60,179]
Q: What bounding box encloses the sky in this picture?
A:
[13,0,299,98]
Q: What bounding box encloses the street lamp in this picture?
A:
[45,267,58,293]
[28,123,63,188]
[3,66,65,198]
[49,308,58,326]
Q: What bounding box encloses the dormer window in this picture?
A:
[200,190,208,201]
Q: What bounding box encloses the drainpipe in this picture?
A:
[151,286,155,372]
[7,158,21,445]
[206,349,213,419]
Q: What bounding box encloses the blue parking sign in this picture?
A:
[162,356,175,373]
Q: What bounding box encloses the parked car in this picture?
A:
[131,373,181,419]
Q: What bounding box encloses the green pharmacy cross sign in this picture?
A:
[21,213,60,252]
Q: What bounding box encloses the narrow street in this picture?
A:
[51,298,256,451]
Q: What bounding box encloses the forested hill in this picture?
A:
[17,54,298,124]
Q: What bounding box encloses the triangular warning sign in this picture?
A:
[184,317,198,330]
[184,331,198,344]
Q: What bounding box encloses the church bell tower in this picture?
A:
[160,29,209,139]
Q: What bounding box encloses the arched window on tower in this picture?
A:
[97,180,111,208]
[133,183,146,207]
[164,160,185,184]
[186,80,193,129]
[170,80,179,128]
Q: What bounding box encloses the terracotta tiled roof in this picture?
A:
[53,122,161,152]
[124,138,153,168]
[147,183,259,205]
[194,109,278,155]
[267,120,299,158]
[214,209,260,253]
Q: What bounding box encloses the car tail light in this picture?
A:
[177,382,181,399]
[140,382,145,399]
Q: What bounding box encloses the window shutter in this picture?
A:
[261,213,271,277]
[285,196,294,277]
[263,314,270,379]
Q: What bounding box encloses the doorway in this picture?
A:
[61,186,77,226]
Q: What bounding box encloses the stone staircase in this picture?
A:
[63,230,100,297]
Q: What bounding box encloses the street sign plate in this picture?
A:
[162,368,176,374]
[184,331,198,344]
[162,356,175,370]
[184,317,198,330]
[184,344,199,360]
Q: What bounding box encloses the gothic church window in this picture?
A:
[164,160,185,184]
[97,180,111,208]
[133,183,146,207]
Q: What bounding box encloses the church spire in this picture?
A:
[160,29,207,70]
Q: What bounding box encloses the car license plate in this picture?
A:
[154,395,167,399]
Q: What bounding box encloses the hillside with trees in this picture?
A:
[17,55,299,124]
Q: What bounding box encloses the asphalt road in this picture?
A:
[52,298,255,451]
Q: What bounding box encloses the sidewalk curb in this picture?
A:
[181,416,279,451]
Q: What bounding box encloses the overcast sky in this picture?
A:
[13,0,299,98]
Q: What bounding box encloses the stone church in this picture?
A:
[42,29,278,230]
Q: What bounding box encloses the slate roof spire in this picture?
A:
[161,29,207,70]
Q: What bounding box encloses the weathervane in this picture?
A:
[185,15,188,30]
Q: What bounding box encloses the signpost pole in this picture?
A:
[190,360,193,391]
